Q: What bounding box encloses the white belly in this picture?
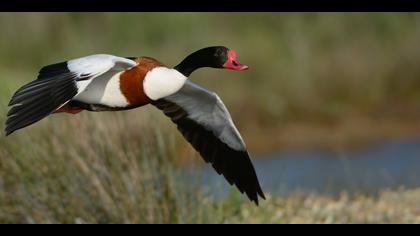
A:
[73,70,129,107]
[143,67,187,100]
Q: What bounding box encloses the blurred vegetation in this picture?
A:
[0,110,213,223]
[227,188,420,224]
[0,111,419,223]
[1,13,420,223]
[1,13,420,151]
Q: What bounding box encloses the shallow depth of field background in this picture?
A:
[1,13,420,223]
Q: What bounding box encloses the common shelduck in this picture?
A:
[5,46,265,205]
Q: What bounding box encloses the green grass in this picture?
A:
[0,110,215,223]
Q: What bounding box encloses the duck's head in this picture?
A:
[175,46,249,77]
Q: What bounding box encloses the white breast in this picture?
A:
[143,67,187,100]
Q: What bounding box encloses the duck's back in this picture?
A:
[72,56,165,110]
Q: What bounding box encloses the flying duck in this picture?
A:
[5,46,265,205]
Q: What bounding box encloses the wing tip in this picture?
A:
[4,118,18,136]
[259,188,266,200]
[246,185,266,206]
[4,129,13,137]
[246,190,264,206]
[238,151,266,206]
[4,129,15,136]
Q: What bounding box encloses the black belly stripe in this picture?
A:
[68,100,143,112]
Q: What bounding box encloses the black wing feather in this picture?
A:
[5,63,78,136]
[37,61,69,79]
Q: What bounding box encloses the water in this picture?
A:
[186,137,420,197]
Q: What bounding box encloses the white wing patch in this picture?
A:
[67,54,136,79]
[143,67,188,100]
[73,70,129,107]
[65,54,137,107]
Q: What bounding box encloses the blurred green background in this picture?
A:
[2,13,420,152]
[1,13,420,223]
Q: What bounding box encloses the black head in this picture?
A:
[174,46,248,77]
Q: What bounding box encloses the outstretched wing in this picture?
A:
[152,81,265,205]
[5,54,136,136]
